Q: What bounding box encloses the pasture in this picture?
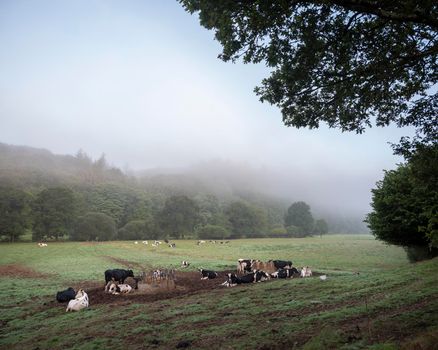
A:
[0,235,437,349]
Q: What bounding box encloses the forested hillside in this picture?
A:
[0,142,366,242]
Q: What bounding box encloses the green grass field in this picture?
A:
[0,235,437,349]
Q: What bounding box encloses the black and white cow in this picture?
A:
[169,243,176,248]
[199,269,218,280]
[66,289,89,312]
[224,270,270,287]
[181,261,190,268]
[56,287,76,302]
[271,267,299,279]
[104,269,134,291]
[107,282,133,294]
[270,260,293,269]
[237,259,254,274]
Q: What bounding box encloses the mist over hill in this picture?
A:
[0,142,368,233]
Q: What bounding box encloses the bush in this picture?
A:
[405,246,438,263]
[286,225,308,238]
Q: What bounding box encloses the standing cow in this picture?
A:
[104,269,134,291]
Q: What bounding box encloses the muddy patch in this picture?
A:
[0,264,52,278]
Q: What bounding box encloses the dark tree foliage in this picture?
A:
[366,144,438,254]
[118,219,157,240]
[285,201,314,235]
[179,0,438,149]
[157,195,200,238]
[197,224,230,240]
[0,187,31,242]
[71,212,116,241]
[32,187,77,241]
[225,200,267,238]
[314,218,329,237]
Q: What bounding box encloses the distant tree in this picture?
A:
[195,193,229,227]
[286,225,304,238]
[225,201,266,238]
[120,194,153,228]
[0,187,31,242]
[197,224,230,240]
[314,219,329,237]
[84,184,127,227]
[285,201,314,235]
[157,195,200,239]
[32,187,77,241]
[118,219,156,240]
[71,212,116,241]
[179,1,438,153]
[366,144,438,260]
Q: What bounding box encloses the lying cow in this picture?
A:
[271,260,293,269]
[104,269,134,291]
[301,266,312,277]
[271,267,299,279]
[224,270,270,287]
[56,287,76,302]
[237,259,254,274]
[106,282,133,295]
[199,269,218,280]
[66,289,89,312]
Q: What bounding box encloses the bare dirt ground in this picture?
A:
[0,264,53,278]
[85,270,230,306]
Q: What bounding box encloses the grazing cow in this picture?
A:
[169,243,176,248]
[181,261,190,268]
[66,289,89,312]
[164,239,169,243]
[104,269,134,291]
[270,260,293,269]
[301,266,312,277]
[271,267,299,279]
[237,259,253,274]
[107,282,133,295]
[56,287,76,303]
[199,269,218,280]
[142,241,148,245]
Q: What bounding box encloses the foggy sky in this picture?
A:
[0,0,413,217]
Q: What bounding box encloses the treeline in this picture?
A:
[0,184,327,242]
[0,143,332,241]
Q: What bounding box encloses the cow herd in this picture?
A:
[198,258,313,288]
[55,258,315,312]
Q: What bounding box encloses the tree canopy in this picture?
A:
[0,187,31,242]
[179,0,438,150]
[71,212,116,241]
[32,187,77,241]
[157,195,200,238]
[285,201,314,235]
[366,144,438,256]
